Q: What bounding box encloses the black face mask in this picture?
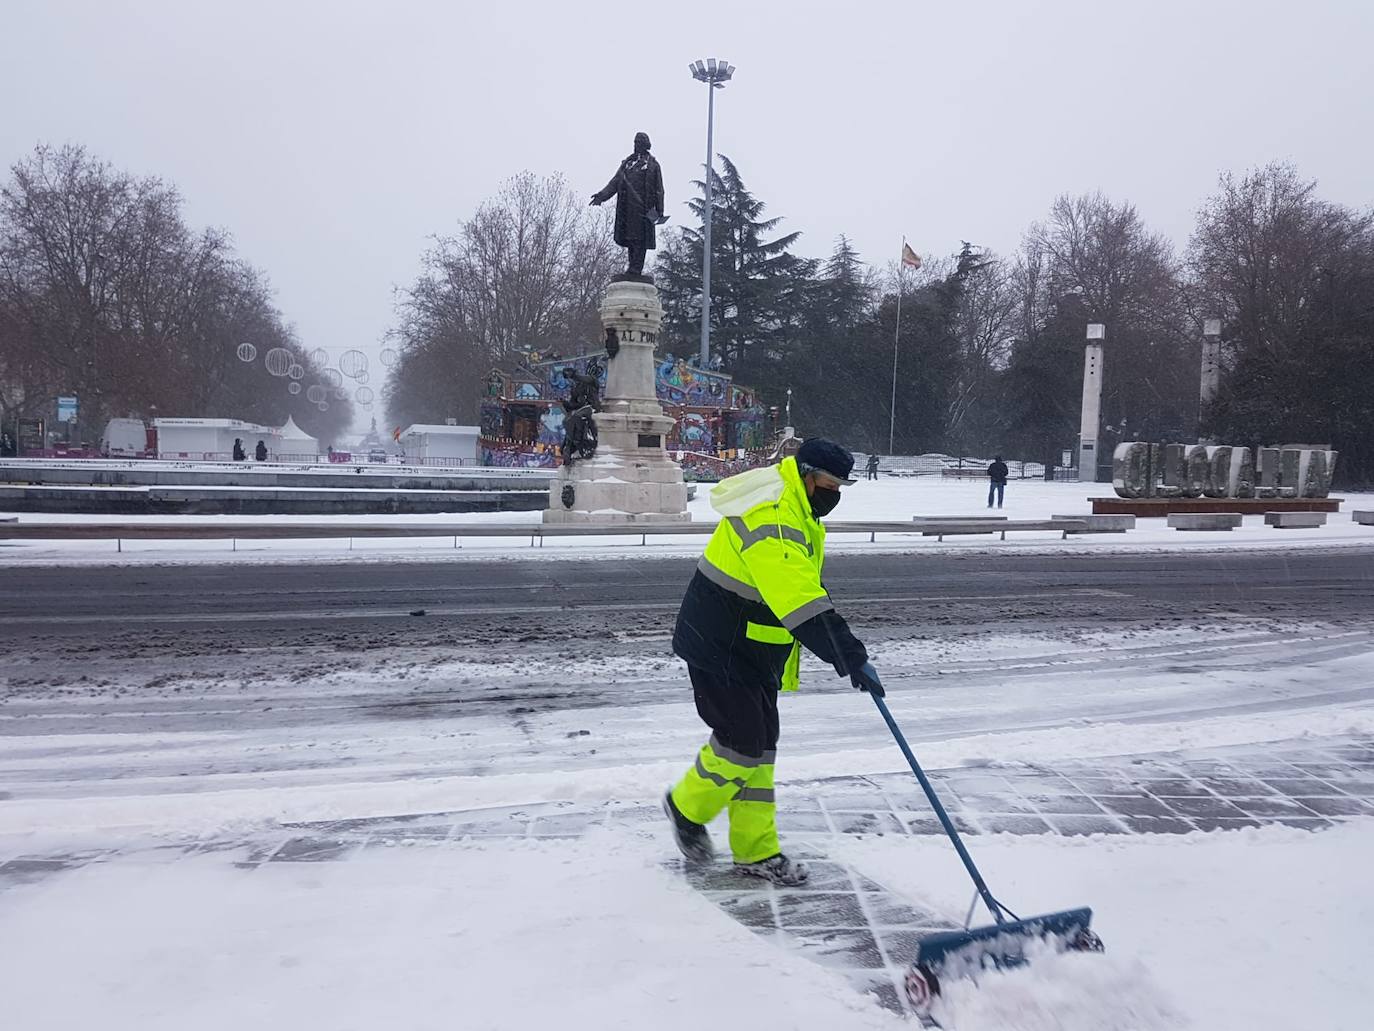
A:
[810,486,842,519]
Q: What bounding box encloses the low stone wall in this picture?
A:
[1093,497,1341,517]
[0,460,549,493]
[0,485,547,516]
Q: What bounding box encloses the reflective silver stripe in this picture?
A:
[780,595,835,630]
[694,754,746,790]
[734,787,776,804]
[708,734,776,768]
[696,557,763,602]
[728,517,812,555]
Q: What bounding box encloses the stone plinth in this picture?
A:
[1168,512,1243,531]
[1264,511,1327,528]
[1052,513,1136,533]
[544,280,689,525]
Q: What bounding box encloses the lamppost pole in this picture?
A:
[690,59,734,370]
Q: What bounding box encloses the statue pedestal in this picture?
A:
[543,280,689,524]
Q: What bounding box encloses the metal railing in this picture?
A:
[0,517,1097,552]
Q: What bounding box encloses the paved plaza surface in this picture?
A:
[6,734,1370,1019]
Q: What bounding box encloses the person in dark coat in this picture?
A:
[865,454,880,481]
[590,132,665,281]
[232,438,246,462]
[987,455,1009,508]
[254,440,268,462]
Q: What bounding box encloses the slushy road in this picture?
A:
[5,548,1374,801]
[3,548,1372,643]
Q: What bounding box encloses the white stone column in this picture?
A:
[1078,341,1104,481]
[543,280,689,524]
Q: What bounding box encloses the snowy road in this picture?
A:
[5,549,1374,824]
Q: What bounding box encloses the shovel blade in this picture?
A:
[915,907,1096,975]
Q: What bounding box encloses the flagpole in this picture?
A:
[889,239,905,455]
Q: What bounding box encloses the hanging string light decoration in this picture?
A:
[236,342,258,362]
[265,348,294,377]
[338,349,368,380]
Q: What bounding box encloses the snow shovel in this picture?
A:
[868,693,1103,1016]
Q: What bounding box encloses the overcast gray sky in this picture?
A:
[6,0,1372,430]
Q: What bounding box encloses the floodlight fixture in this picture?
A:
[690,57,734,85]
[1203,318,1222,338]
[1086,323,1106,340]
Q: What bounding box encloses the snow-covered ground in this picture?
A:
[4,608,1374,1028]
[2,820,1365,1031]
[4,475,1374,1028]
[3,478,1371,565]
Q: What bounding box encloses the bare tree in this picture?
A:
[0,143,351,446]
[386,172,616,426]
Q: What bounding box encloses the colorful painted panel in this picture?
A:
[480,444,558,469]
[656,356,729,406]
[479,400,503,437]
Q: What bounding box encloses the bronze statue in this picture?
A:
[560,361,603,466]
[590,132,666,282]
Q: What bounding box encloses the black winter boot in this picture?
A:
[736,853,809,886]
[664,791,715,862]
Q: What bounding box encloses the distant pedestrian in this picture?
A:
[254,440,268,462]
[232,438,246,462]
[987,455,1009,508]
[865,454,879,481]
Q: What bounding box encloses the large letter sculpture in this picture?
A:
[1113,443,1335,499]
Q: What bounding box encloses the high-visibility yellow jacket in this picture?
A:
[672,457,867,692]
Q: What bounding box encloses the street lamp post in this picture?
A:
[1078,323,1106,481]
[689,58,735,370]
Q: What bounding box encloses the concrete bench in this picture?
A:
[1167,512,1243,531]
[913,515,1007,522]
[1264,512,1327,529]
[1052,513,1136,533]
[1354,511,1374,526]
[914,518,1087,541]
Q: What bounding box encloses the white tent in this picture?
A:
[278,416,319,458]
[154,418,283,460]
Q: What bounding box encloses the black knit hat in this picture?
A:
[796,438,856,485]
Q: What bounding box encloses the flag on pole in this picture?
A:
[901,242,922,270]
[393,426,402,442]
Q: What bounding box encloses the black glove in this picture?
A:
[850,661,884,697]
[791,608,868,677]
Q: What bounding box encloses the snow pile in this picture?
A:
[837,823,1373,1031]
[934,946,1183,1031]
